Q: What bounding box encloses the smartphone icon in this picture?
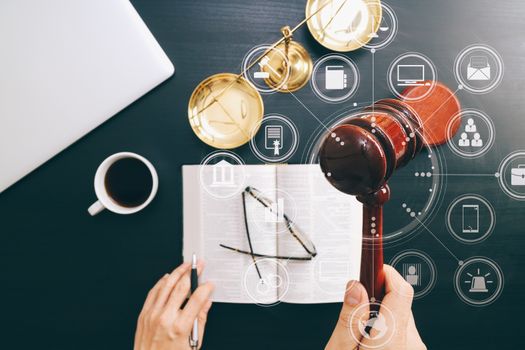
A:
[462,204,479,233]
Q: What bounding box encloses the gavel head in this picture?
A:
[320,82,461,198]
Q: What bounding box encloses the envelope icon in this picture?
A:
[467,56,491,81]
[511,165,525,186]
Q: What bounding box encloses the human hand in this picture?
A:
[134,262,214,350]
[325,265,426,350]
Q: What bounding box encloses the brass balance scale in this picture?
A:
[188,0,383,149]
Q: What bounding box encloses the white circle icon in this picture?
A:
[242,258,289,307]
[245,187,298,235]
[250,114,299,163]
[387,52,437,101]
[242,44,291,94]
[497,150,525,200]
[199,151,246,199]
[446,194,496,244]
[389,250,437,299]
[446,109,495,158]
[349,302,396,349]
[454,44,504,94]
[363,2,398,50]
[454,257,504,307]
[310,54,360,103]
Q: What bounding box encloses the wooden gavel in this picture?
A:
[319,82,461,303]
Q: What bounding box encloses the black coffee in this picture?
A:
[105,158,153,207]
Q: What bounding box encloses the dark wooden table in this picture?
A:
[1,0,524,349]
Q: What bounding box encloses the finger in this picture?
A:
[196,259,205,276]
[141,273,169,312]
[164,259,206,313]
[382,265,414,327]
[152,263,190,311]
[360,265,414,348]
[197,300,212,349]
[406,312,426,350]
[325,280,370,350]
[178,282,215,333]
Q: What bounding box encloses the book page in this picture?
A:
[183,165,280,304]
[275,164,362,303]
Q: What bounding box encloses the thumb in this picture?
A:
[325,280,369,350]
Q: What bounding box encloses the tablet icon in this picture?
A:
[462,204,479,233]
[446,195,495,244]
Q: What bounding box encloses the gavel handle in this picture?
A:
[359,202,386,304]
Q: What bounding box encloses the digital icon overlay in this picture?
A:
[349,302,396,349]
[200,151,246,199]
[455,44,504,94]
[311,54,360,103]
[243,258,290,307]
[242,44,291,94]
[363,2,398,50]
[387,52,437,101]
[446,194,495,244]
[447,109,495,158]
[390,250,437,299]
[250,114,299,163]
[245,188,298,235]
[497,151,525,200]
[454,257,504,306]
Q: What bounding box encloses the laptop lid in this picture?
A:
[0,0,174,193]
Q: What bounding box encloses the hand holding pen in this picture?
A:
[134,260,214,350]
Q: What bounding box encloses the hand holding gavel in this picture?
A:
[319,82,461,303]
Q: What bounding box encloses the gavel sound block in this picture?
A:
[319,82,461,303]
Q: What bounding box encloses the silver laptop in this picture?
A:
[0,0,175,193]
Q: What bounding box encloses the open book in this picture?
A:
[183,164,362,304]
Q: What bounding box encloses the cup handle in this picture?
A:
[88,200,105,216]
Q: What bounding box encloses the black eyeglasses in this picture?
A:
[220,186,317,279]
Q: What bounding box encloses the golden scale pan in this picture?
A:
[188,0,382,149]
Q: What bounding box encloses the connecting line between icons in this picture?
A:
[413,216,462,264]
[286,89,332,133]
[433,173,497,177]
[416,87,461,133]
[371,50,375,299]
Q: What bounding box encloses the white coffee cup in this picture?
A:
[88,152,159,216]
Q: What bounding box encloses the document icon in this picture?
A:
[467,56,491,81]
[511,165,525,186]
[325,66,347,90]
[265,125,283,156]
